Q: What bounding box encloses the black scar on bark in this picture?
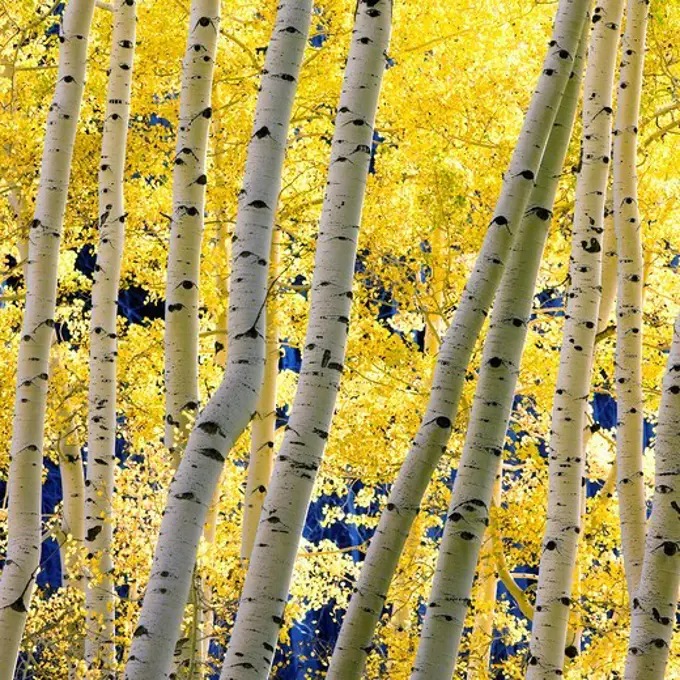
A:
[197,447,225,462]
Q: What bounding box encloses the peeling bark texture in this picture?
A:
[84,0,137,673]
[613,0,649,599]
[124,3,312,677]
[624,314,680,680]
[327,2,590,676]
[410,18,589,680]
[219,4,392,679]
[241,230,281,560]
[0,1,96,676]
[164,0,221,465]
[597,191,616,333]
[526,1,625,675]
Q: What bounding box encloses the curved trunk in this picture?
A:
[0,1,96,675]
[410,17,589,679]
[124,4,312,677]
[241,229,281,561]
[327,2,590,675]
[219,5,392,678]
[624,314,680,680]
[164,0,221,466]
[84,0,137,672]
[613,0,649,599]
[526,2,625,674]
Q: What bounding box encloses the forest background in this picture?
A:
[0,0,679,677]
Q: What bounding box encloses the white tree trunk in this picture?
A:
[219,4,392,679]
[84,1,137,673]
[613,0,649,599]
[624,313,680,680]
[241,230,281,560]
[328,2,590,676]
[409,16,589,680]
[164,0,221,465]
[526,2,625,675]
[124,3,312,677]
[0,1,96,676]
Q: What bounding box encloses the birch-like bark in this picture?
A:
[624,314,680,680]
[613,0,649,599]
[124,4,312,677]
[410,18,589,679]
[84,1,137,672]
[219,5,391,678]
[526,3,625,674]
[164,0,221,465]
[0,2,96,676]
[328,2,589,676]
[241,229,281,560]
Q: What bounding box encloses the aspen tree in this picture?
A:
[124,3,312,676]
[84,1,137,672]
[526,1,625,674]
[613,0,649,598]
[0,1,96,676]
[241,229,281,560]
[162,3,220,673]
[410,18,589,679]
[327,1,590,675]
[624,314,680,680]
[219,4,392,678]
[164,0,221,466]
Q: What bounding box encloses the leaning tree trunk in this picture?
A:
[219,5,392,678]
[0,1,96,676]
[124,3,312,677]
[84,1,137,674]
[241,229,281,560]
[613,0,649,599]
[526,2,625,675]
[162,2,221,674]
[164,0,221,466]
[409,16,589,680]
[624,313,680,680]
[327,1,590,676]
